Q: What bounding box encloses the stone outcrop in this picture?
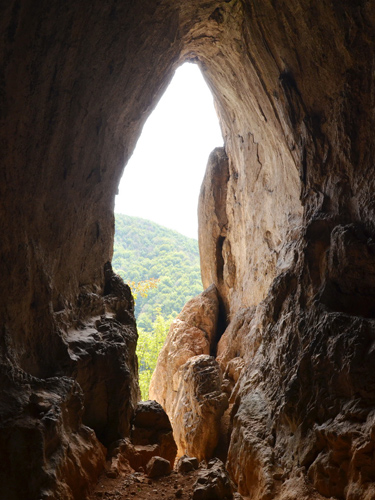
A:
[149,286,228,460]
[172,355,228,461]
[0,260,140,499]
[131,400,177,467]
[106,400,177,476]
[193,458,234,500]
[198,148,233,316]
[149,284,219,412]
[2,0,375,498]
[224,249,375,499]
[0,371,105,500]
[65,263,140,445]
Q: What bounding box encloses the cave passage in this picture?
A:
[3,1,375,498]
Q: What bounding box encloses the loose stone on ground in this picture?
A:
[90,457,242,500]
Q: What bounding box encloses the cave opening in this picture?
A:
[112,62,223,400]
[2,1,373,498]
[115,62,223,239]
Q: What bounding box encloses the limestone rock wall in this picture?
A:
[1,2,185,497]
[1,0,375,498]
[198,147,232,316]
[0,370,106,500]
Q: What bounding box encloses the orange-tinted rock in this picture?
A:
[2,0,375,498]
[149,285,220,413]
[198,148,232,317]
[172,355,228,461]
[149,286,226,461]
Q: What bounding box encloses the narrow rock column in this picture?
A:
[198,147,233,317]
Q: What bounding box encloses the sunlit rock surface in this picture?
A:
[149,286,225,460]
[2,0,375,498]
[149,284,219,411]
[172,354,228,461]
[198,147,232,316]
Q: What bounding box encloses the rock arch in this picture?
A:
[1,1,375,498]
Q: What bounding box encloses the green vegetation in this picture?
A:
[113,214,203,330]
[112,213,203,399]
[136,309,171,399]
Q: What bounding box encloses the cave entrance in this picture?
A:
[112,62,223,399]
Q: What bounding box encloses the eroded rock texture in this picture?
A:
[65,263,140,446]
[149,286,227,460]
[149,285,219,411]
[105,400,177,477]
[131,400,177,468]
[199,147,233,316]
[2,0,375,498]
[0,370,105,499]
[172,354,228,461]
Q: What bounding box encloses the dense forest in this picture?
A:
[113,214,203,330]
[112,214,203,397]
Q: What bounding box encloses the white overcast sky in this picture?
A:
[115,63,223,240]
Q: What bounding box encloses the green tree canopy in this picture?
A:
[112,214,203,330]
[136,310,171,400]
[112,214,203,399]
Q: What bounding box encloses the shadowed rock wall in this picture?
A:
[1,0,375,498]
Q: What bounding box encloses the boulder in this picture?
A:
[146,456,171,478]
[107,399,178,474]
[177,455,199,473]
[131,400,177,467]
[132,399,173,437]
[193,459,234,500]
[149,286,223,461]
[172,355,228,461]
[149,285,220,414]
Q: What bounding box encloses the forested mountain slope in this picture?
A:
[112,214,203,331]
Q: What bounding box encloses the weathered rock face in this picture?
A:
[150,286,227,460]
[0,371,105,500]
[106,400,177,476]
[0,261,139,498]
[172,354,228,461]
[193,458,234,500]
[149,284,220,412]
[65,263,140,446]
[198,148,232,316]
[224,289,375,499]
[223,240,375,499]
[2,0,375,498]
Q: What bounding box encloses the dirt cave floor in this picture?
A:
[90,468,201,500]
